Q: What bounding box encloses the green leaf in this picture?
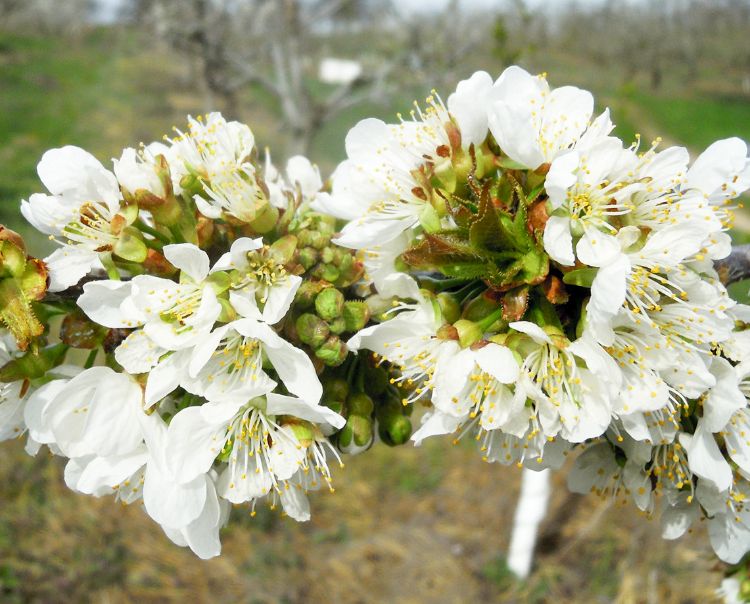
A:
[0,342,68,382]
[562,267,598,288]
[496,157,528,170]
[469,184,514,252]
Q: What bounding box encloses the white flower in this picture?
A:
[586,223,715,346]
[358,233,419,300]
[194,164,265,223]
[177,318,322,408]
[166,393,344,520]
[80,243,221,350]
[321,118,435,249]
[568,438,654,512]
[543,137,638,266]
[322,71,493,250]
[509,321,620,442]
[113,143,169,199]
[445,70,495,149]
[268,153,324,210]
[25,367,143,459]
[348,294,449,405]
[169,112,255,182]
[411,343,523,443]
[21,146,123,291]
[717,577,743,604]
[488,66,594,169]
[63,403,230,559]
[213,237,302,325]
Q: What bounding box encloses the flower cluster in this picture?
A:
[0,113,394,558]
[1,67,750,567]
[319,67,750,564]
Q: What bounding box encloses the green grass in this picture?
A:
[628,91,750,150]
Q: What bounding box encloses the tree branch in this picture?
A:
[714,244,750,286]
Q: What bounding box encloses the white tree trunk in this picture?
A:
[507,468,551,579]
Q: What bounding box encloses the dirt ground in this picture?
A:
[0,434,723,604]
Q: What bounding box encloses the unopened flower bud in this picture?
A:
[462,292,501,322]
[342,301,370,332]
[328,316,346,335]
[311,232,330,250]
[296,313,329,348]
[0,226,26,254]
[294,280,325,309]
[323,377,350,402]
[249,203,279,234]
[315,335,348,366]
[323,399,344,414]
[437,292,460,324]
[298,247,319,270]
[269,234,298,265]
[286,420,315,448]
[453,319,483,348]
[378,414,412,446]
[313,263,340,284]
[113,226,148,263]
[320,246,335,264]
[315,287,344,321]
[338,415,373,453]
[346,392,374,417]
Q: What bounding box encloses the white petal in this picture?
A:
[447,70,493,149]
[576,227,620,268]
[262,275,302,324]
[163,244,210,282]
[472,343,519,384]
[166,407,230,483]
[542,215,574,266]
[509,321,552,344]
[78,280,142,328]
[265,393,345,430]
[45,246,100,292]
[279,483,311,522]
[680,422,733,492]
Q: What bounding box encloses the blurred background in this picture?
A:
[1,0,749,601]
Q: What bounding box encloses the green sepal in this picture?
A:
[0,342,68,382]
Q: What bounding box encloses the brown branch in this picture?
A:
[714,244,750,286]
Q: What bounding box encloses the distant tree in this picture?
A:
[138,0,396,154]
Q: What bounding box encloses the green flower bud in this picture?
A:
[286,420,315,448]
[311,232,330,250]
[320,246,334,264]
[437,292,460,324]
[364,364,389,396]
[298,247,319,270]
[315,287,344,321]
[462,292,501,322]
[323,377,349,402]
[346,392,374,417]
[296,313,330,348]
[313,263,340,283]
[328,316,346,335]
[323,399,344,414]
[453,319,483,348]
[378,414,412,446]
[315,335,348,367]
[343,301,370,332]
[294,280,324,309]
[269,234,298,265]
[339,415,373,450]
[250,203,279,233]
